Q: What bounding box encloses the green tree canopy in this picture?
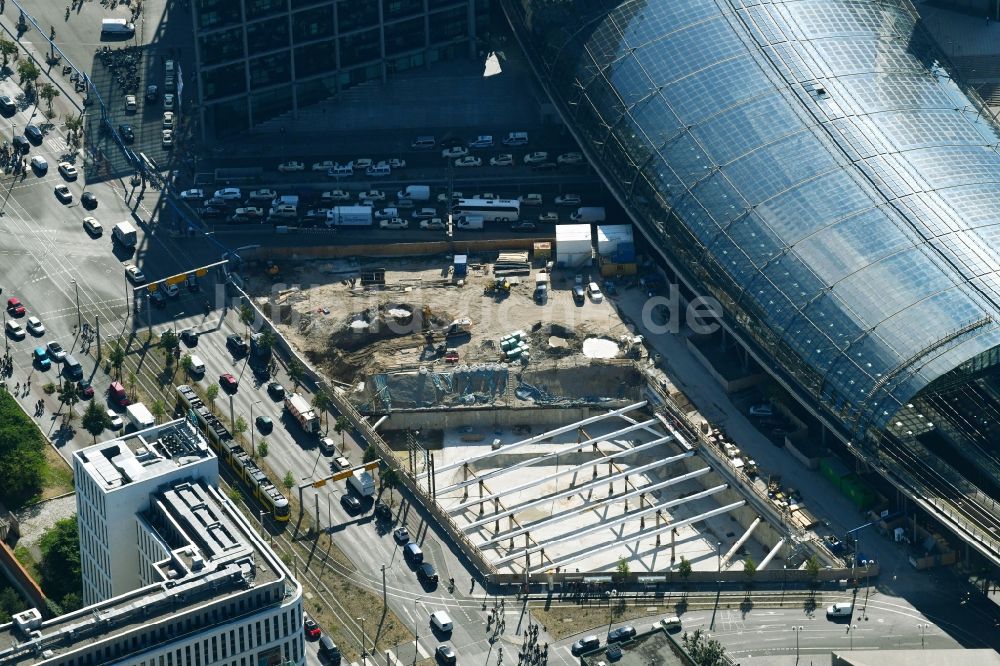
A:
[0,38,18,68]
[38,516,81,611]
[682,629,728,666]
[81,400,108,442]
[16,59,39,91]
[0,392,46,506]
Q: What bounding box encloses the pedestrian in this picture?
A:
[471,578,476,592]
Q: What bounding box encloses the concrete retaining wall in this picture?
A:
[382,406,594,431]
[0,541,46,614]
[241,237,547,261]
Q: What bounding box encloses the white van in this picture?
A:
[374,207,399,220]
[101,18,135,35]
[366,163,392,177]
[826,602,853,618]
[503,131,528,146]
[411,136,436,149]
[660,616,681,631]
[189,355,205,376]
[430,611,453,633]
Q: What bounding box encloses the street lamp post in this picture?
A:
[173,311,185,339]
[357,616,367,663]
[848,623,858,651]
[716,541,722,575]
[862,560,872,618]
[257,509,265,541]
[791,625,803,661]
[250,399,262,456]
[71,280,81,331]
[917,623,929,649]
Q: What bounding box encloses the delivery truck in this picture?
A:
[126,403,155,431]
[326,205,373,226]
[101,18,135,36]
[569,206,606,223]
[397,185,430,201]
[347,470,376,497]
[112,221,138,247]
[455,215,484,231]
[284,393,319,433]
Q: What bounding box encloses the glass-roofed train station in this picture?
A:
[502,0,1000,566]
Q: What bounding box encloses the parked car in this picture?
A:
[411,207,437,219]
[387,158,406,169]
[354,158,374,169]
[420,218,446,230]
[418,562,439,584]
[554,193,582,206]
[163,93,175,110]
[538,212,559,224]
[304,615,321,640]
[441,146,468,159]
[124,95,137,112]
[4,320,23,339]
[607,626,636,643]
[510,221,537,231]
[322,190,351,203]
[359,190,386,202]
[6,297,25,316]
[490,154,513,166]
[520,193,543,206]
[124,263,145,284]
[47,341,66,362]
[454,156,482,168]
[312,160,336,172]
[588,282,604,302]
[180,188,204,200]
[435,645,456,665]
[107,409,124,431]
[161,129,173,147]
[32,347,50,370]
[393,527,410,543]
[557,152,585,165]
[118,124,135,143]
[572,284,586,305]
[278,161,305,172]
[214,187,242,201]
[25,316,44,336]
[379,218,409,230]
[571,636,601,655]
[437,191,462,204]
[162,111,174,129]
[523,151,549,165]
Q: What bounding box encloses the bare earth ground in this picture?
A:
[248,256,642,403]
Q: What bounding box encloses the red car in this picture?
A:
[304,615,321,640]
[77,379,95,399]
[6,297,25,317]
[219,373,238,392]
[108,381,130,407]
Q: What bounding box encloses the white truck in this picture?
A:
[112,221,137,247]
[126,403,155,431]
[101,18,135,36]
[569,206,606,223]
[397,185,430,201]
[347,470,375,497]
[284,393,319,433]
[326,205,373,226]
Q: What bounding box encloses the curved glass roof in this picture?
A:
[509,0,1000,436]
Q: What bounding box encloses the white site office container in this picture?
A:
[596,224,634,256]
[555,224,593,267]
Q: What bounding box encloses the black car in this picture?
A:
[607,626,636,644]
[186,274,199,292]
[226,334,249,355]
[340,494,362,513]
[267,381,285,399]
[0,95,14,114]
[198,206,225,219]
[24,124,42,143]
[374,501,392,521]
[203,196,227,208]
[145,84,158,102]
[255,415,273,434]
[572,285,586,304]
[81,191,97,209]
[12,135,29,153]
[571,636,601,655]
[319,635,341,664]
[418,562,438,584]
[510,221,537,231]
[435,645,456,665]
[403,542,423,563]
[180,329,199,347]
[118,124,135,143]
[149,290,166,308]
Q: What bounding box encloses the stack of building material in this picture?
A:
[493,251,531,277]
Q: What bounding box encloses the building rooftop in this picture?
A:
[0,480,293,665]
[74,420,212,491]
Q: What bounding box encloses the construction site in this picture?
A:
[241,250,849,579]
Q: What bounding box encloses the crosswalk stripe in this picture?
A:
[415,640,430,659]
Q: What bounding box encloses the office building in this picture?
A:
[0,420,305,665]
[503,0,1000,565]
[191,0,489,137]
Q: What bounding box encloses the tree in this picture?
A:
[63,114,83,134]
[227,487,242,503]
[743,555,757,590]
[81,400,108,442]
[239,304,255,337]
[159,329,178,356]
[257,438,269,458]
[57,380,79,419]
[682,629,728,666]
[334,415,350,447]
[127,371,137,399]
[805,555,821,589]
[108,342,125,379]
[0,38,18,68]
[38,82,58,115]
[16,59,39,92]
[0,392,47,507]
[288,359,305,388]
[312,389,330,430]
[233,415,248,439]
[258,328,276,352]
[180,354,194,376]
[151,399,166,424]
[380,467,399,500]
[38,516,82,611]
[282,470,295,490]
[205,384,219,411]
[363,444,379,464]
[616,556,630,578]
[678,555,693,581]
